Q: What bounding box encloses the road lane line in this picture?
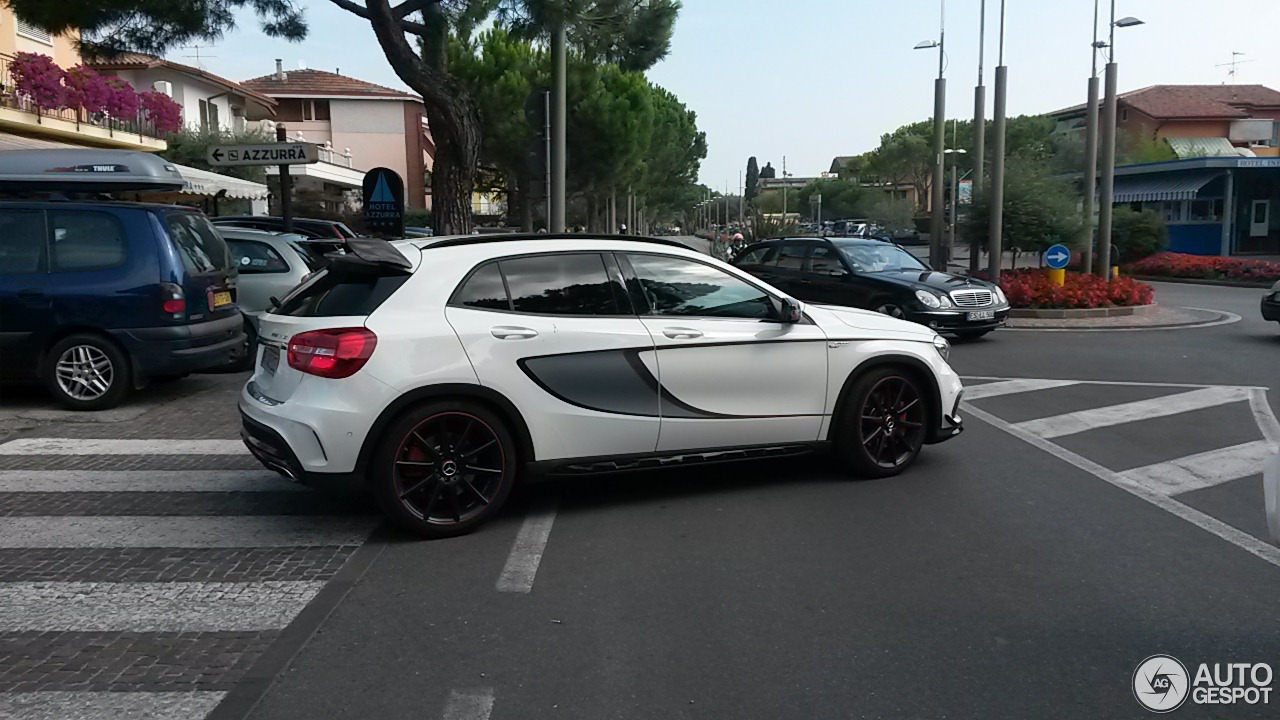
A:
[0,691,226,720]
[961,378,1080,401]
[1250,388,1280,448]
[496,500,558,593]
[961,376,1266,390]
[1014,386,1252,439]
[0,516,376,548]
[443,688,495,720]
[963,402,1280,571]
[0,470,303,493]
[1119,440,1277,495]
[0,581,323,632]
[0,438,246,455]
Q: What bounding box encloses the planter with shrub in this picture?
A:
[992,269,1155,310]
[1122,252,1280,285]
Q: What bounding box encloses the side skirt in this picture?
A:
[528,442,831,477]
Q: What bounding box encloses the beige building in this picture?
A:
[242,62,433,209]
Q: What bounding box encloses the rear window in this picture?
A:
[274,268,409,317]
[166,213,231,273]
[227,239,289,274]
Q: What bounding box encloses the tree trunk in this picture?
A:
[363,0,479,235]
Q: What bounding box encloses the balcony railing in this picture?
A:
[317,141,354,168]
[0,53,163,142]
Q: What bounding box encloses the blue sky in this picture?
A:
[199,0,1280,191]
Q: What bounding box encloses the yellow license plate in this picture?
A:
[211,291,233,309]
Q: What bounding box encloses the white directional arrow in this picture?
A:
[1048,249,1069,265]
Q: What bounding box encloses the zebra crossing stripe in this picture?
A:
[1014,386,1253,439]
[0,516,376,548]
[0,438,247,455]
[961,378,1080,401]
[0,470,303,493]
[0,581,324,632]
[0,690,226,720]
[1119,440,1278,495]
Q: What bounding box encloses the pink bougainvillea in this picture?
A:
[138,90,183,135]
[102,76,140,118]
[8,52,64,110]
[61,65,112,114]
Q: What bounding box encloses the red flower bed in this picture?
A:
[996,269,1154,309]
[1122,252,1280,283]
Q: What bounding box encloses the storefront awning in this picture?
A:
[172,163,269,200]
[1111,171,1223,203]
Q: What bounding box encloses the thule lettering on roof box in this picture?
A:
[0,149,186,192]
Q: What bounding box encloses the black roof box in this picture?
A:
[0,149,186,192]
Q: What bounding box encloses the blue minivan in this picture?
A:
[0,151,244,409]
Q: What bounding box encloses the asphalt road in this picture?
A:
[0,266,1277,719]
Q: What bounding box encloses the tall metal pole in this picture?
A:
[970,0,987,274]
[550,24,567,233]
[1082,0,1101,275]
[738,170,744,224]
[276,124,293,233]
[1097,0,1119,278]
[781,156,788,222]
[986,0,1007,282]
[929,0,947,271]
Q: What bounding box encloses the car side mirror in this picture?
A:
[780,297,804,324]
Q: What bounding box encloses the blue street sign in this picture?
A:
[1045,243,1071,270]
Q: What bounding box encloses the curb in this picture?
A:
[1125,274,1275,289]
[1009,303,1158,319]
[1005,307,1236,332]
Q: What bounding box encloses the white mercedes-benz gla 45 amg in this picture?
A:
[240,235,964,538]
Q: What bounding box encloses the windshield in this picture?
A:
[838,244,929,273]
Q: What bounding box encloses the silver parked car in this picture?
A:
[218,227,320,367]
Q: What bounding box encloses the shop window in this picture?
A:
[1187,199,1224,223]
[1161,201,1184,224]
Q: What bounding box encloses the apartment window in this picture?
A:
[15,19,53,45]
[1120,108,1129,123]
[208,102,220,132]
[276,99,330,122]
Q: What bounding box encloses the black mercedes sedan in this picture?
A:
[734,237,1010,338]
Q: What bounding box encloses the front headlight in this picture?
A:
[915,290,953,309]
[993,286,1008,305]
[933,335,951,361]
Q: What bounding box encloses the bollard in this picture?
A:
[1047,268,1066,287]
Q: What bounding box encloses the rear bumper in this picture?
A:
[240,410,366,493]
[112,314,244,377]
[1262,293,1280,322]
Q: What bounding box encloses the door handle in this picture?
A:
[662,327,704,340]
[490,326,538,340]
[16,288,44,299]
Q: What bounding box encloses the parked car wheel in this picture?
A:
[874,302,907,320]
[373,401,517,539]
[836,368,927,478]
[44,334,131,411]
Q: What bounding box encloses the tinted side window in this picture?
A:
[772,244,808,271]
[274,269,410,317]
[808,246,846,274]
[627,255,775,320]
[500,254,620,315]
[227,240,289,274]
[735,247,774,266]
[452,262,510,310]
[166,213,230,273]
[50,210,127,272]
[0,209,46,274]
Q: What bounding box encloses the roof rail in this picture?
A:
[422,233,688,250]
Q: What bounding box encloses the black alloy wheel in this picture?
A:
[875,303,906,320]
[837,368,927,478]
[375,401,516,538]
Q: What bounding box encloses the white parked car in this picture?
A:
[240,235,964,538]
[219,227,320,367]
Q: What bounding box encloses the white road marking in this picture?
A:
[1251,388,1280,448]
[1119,440,1277,495]
[0,581,323,632]
[0,470,302,493]
[963,402,1280,570]
[443,688,496,720]
[0,516,376,548]
[962,376,1267,390]
[1014,386,1253,439]
[496,500,559,593]
[961,378,1080,401]
[0,691,226,720]
[0,438,246,455]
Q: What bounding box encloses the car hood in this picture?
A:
[807,303,937,340]
[865,268,997,293]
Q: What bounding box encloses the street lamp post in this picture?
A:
[970,0,987,275]
[987,0,1008,283]
[1096,5,1145,278]
[945,147,967,263]
[915,0,947,271]
[1082,0,1102,275]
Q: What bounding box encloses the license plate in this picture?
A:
[968,310,995,321]
[262,345,280,375]
[210,290,233,309]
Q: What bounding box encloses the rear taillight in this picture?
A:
[287,328,378,379]
[161,282,186,319]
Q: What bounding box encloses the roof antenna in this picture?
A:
[1215,51,1254,85]
[181,43,217,70]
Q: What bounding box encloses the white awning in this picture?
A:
[173,163,270,200]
